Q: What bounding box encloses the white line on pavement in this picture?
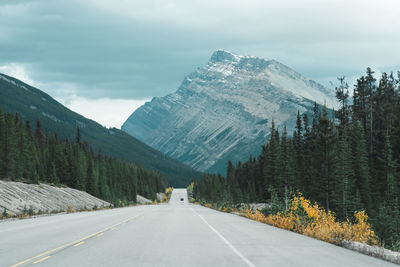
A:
[190,206,256,267]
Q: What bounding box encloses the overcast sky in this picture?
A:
[1,0,399,128]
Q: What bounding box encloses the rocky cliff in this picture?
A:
[122,50,337,174]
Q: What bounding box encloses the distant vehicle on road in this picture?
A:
[180,198,184,201]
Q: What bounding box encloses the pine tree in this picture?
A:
[351,122,372,212]
[34,119,46,146]
[335,76,350,134]
[280,125,295,210]
[76,126,81,144]
[381,135,398,204]
[333,132,355,218]
[4,114,17,179]
[86,158,99,197]
[0,109,6,177]
[315,106,336,210]
[49,161,60,185]
[263,120,281,200]
[16,116,32,180]
[294,111,304,191]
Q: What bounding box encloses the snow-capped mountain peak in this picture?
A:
[122,51,337,173]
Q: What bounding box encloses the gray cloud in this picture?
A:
[1,0,400,101]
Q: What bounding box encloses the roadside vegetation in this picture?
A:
[245,194,376,245]
[0,109,168,206]
[192,69,400,251]
[163,187,173,202]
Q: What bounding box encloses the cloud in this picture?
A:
[0,61,146,128]
[0,0,399,104]
[57,95,149,129]
[0,63,36,86]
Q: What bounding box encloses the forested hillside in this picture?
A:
[0,109,167,204]
[0,73,202,187]
[193,68,400,250]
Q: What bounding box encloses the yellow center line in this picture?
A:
[9,212,144,267]
[32,256,51,265]
[97,233,104,237]
[73,241,84,247]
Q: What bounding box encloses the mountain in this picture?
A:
[0,73,201,187]
[122,50,337,174]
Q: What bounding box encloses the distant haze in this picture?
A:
[0,0,399,127]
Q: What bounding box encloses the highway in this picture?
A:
[0,189,395,267]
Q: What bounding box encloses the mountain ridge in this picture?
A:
[0,73,201,187]
[122,50,337,174]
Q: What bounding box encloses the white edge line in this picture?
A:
[190,206,256,267]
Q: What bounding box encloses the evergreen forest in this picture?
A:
[0,109,168,205]
[193,69,400,249]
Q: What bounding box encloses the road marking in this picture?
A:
[190,207,256,267]
[97,233,104,237]
[73,241,84,247]
[32,256,51,264]
[9,212,144,267]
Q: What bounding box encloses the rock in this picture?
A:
[0,180,110,215]
[136,195,152,204]
[340,240,400,265]
[157,193,165,202]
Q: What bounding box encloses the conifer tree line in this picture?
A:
[193,68,400,249]
[0,109,168,205]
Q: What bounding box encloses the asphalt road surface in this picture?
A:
[0,189,396,267]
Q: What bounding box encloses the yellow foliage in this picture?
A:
[165,187,173,195]
[246,194,377,245]
[67,205,76,213]
[187,182,194,192]
[204,203,213,208]
[163,187,173,203]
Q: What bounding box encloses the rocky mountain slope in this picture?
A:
[0,73,201,187]
[122,50,337,174]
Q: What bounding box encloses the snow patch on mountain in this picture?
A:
[122,50,337,173]
[0,73,30,91]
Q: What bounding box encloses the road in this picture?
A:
[0,189,395,267]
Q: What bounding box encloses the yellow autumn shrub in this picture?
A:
[246,194,377,245]
[165,187,173,195]
[67,205,76,213]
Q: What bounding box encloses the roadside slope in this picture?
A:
[0,180,110,215]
